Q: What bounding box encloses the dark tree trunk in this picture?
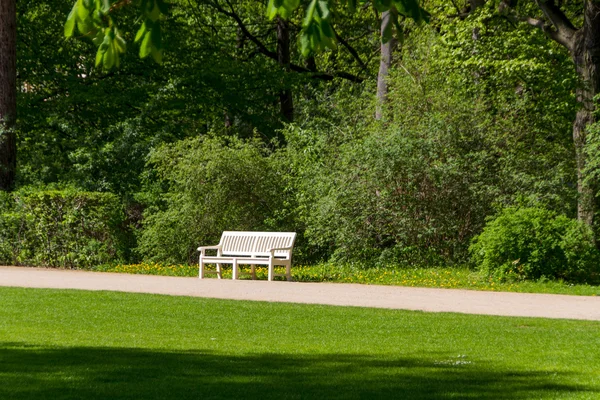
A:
[571,0,600,226]
[0,0,17,191]
[376,11,397,120]
[276,16,293,122]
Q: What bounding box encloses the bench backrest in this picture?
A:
[220,231,296,258]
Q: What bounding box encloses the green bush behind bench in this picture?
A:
[0,188,127,268]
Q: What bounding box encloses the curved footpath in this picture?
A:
[1,266,599,321]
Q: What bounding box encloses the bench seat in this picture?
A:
[198,231,296,281]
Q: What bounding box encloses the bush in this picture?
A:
[469,206,600,282]
[282,29,577,267]
[0,188,127,268]
[286,124,493,266]
[137,135,296,264]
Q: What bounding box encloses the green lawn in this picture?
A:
[1,287,599,399]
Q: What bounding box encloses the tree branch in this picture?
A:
[209,0,364,83]
[332,26,367,71]
[213,0,277,59]
[533,0,577,50]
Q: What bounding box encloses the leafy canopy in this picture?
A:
[65,0,429,69]
[65,0,168,69]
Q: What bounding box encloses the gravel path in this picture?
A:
[1,266,599,321]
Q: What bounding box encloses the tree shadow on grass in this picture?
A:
[0,343,593,399]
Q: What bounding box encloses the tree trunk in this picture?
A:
[571,0,600,226]
[276,16,293,122]
[0,0,17,191]
[376,11,397,120]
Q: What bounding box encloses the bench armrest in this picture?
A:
[198,245,222,256]
[269,246,294,257]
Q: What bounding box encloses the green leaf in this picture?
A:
[92,10,103,25]
[320,20,334,38]
[64,7,77,38]
[140,32,152,58]
[303,0,317,27]
[95,46,104,67]
[309,24,321,50]
[103,42,114,69]
[266,0,278,19]
[393,0,427,22]
[317,0,330,20]
[115,35,127,53]
[300,32,311,56]
[275,0,300,18]
[99,33,111,51]
[149,1,161,21]
[321,26,337,50]
[151,47,163,64]
[77,0,90,20]
[76,19,93,36]
[92,29,105,46]
[135,22,147,43]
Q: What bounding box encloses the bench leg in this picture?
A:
[251,265,256,280]
[232,259,238,280]
[286,265,292,281]
[268,259,274,281]
[199,256,204,279]
[216,263,222,279]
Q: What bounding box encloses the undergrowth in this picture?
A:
[95,263,600,296]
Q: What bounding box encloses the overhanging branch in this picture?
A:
[209,0,364,83]
[533,0,577,50]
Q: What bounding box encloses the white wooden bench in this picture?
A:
[198,231,296,281]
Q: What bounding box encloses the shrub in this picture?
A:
[0,188,127,268]
[469,206,600,282]
[137,135,295,264]
[285,94,504,267]
[284,122,496,267]
[283,30,577,267]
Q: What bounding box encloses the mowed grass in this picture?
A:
[1,287,599,399]
[100,262,600,296]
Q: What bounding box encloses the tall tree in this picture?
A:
[502,0,600,226]
[376,10,397,120]
[0,0,17,191]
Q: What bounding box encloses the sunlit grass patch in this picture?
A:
[0,287,599,399]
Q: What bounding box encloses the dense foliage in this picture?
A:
[137,135,295,264]
[0,188,127,268]
[284,29,576,267]
[7,0,600,283]
[470,206,600,282]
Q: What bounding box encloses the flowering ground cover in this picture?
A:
[97,263,600,296]
[0,287,598,399]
